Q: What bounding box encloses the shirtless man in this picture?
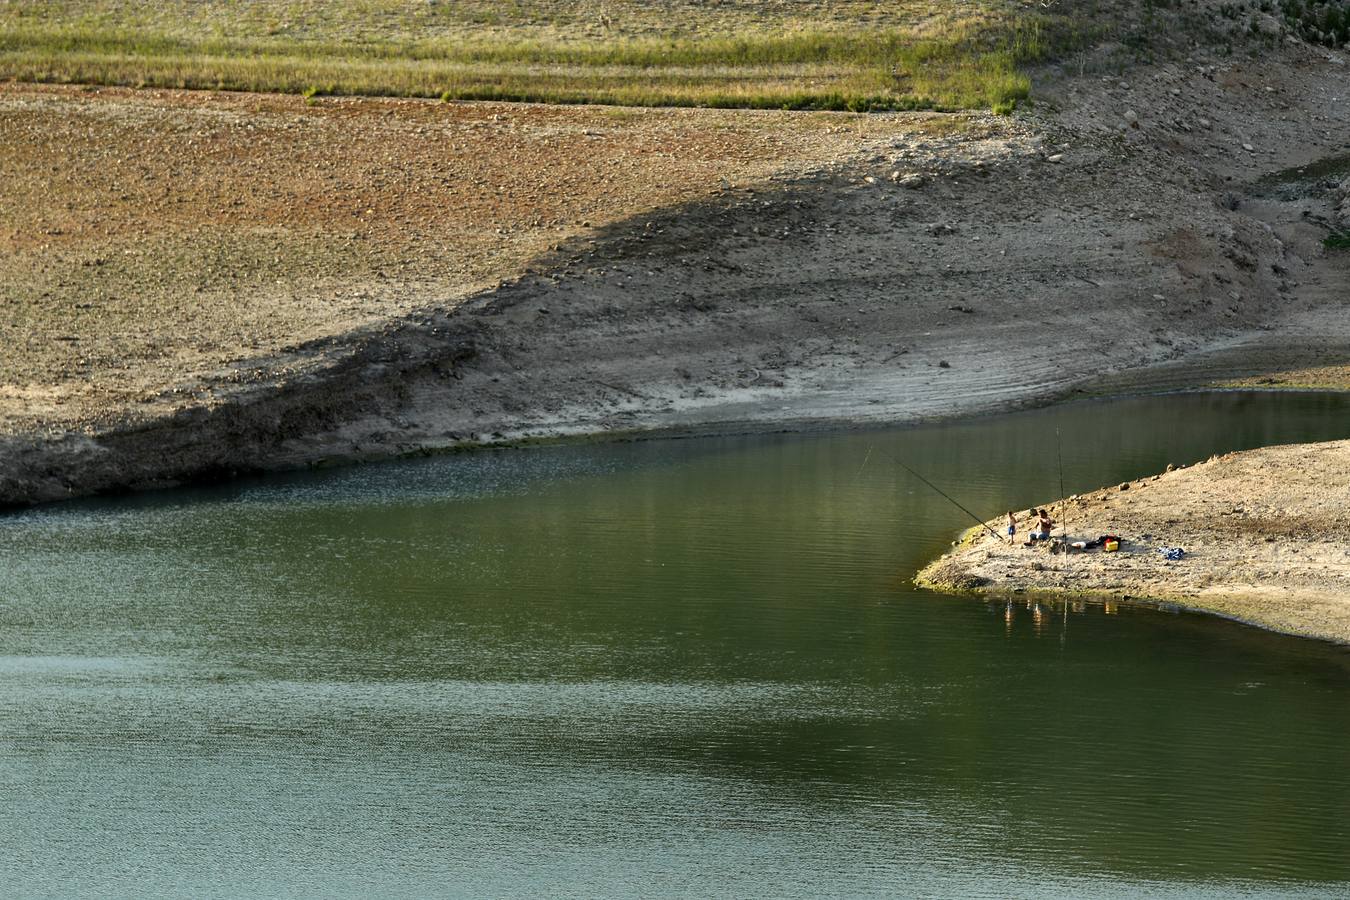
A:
[1028,508,1055,542]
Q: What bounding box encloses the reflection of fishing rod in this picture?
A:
[1056,426,1068,539]
[871,446,1003,541]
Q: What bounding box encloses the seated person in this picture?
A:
[1027,508,1055,542]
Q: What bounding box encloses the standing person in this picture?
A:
[1006,511,1017,546]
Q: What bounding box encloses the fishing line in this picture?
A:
[856,445,873,477]
[869,444,1002,541]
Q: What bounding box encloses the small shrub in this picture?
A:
[1285,0,1350,46]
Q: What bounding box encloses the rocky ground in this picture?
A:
[917,439,1350,645]
[0,28,1347,506]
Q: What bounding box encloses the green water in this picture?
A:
[2,392,1350,898]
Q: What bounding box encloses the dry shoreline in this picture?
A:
[916,439,1350,646]
[2,37,1349,509]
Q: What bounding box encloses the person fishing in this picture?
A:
[1027,508,1055,542]
[1038,507,1055,538]
[1006,511,1017,546]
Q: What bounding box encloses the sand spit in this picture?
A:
[917,440,1350,645]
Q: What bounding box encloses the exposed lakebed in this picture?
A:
[2,392,1349,896]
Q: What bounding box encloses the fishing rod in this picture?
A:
[1056,426,1068,541]
[870,445,1003,542]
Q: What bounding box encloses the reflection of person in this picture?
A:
[1006,511,1017,545]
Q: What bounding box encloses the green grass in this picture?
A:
[0,1,1063,111]
[1326,230,1350,250]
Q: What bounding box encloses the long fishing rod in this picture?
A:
[1055,426,1071,642]
[871,445,1003,542]
[1056,426,1068,540]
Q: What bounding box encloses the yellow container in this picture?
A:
[1104,540,1120,553]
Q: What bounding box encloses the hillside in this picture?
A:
[0,0,1347,504]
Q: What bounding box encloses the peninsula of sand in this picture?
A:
[917,439,1350,645]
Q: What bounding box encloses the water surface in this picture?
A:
[3,392,1350,897]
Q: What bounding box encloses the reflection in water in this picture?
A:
[2,392,1350,896]
[989,596,1181,643]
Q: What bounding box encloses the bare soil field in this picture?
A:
[0,84,903,431]
[917,440,1350,645]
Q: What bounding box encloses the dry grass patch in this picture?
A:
[0,0,1061,110]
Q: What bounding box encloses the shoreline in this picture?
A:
[6,298,1349,509]
[3,338,1346,511]
[3,374,1345,509]
[923,562,1350,650]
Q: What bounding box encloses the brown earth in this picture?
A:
[0,35,1348,508]
[0,85,905,433]
[917,440,1350,645]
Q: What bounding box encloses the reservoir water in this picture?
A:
[2,392,1350,898]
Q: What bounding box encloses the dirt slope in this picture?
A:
[0,86,892,433]
[0,36,1348,505]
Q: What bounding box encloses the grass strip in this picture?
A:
[0,23,1046,111]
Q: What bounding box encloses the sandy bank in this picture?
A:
[917,439,1350,645]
